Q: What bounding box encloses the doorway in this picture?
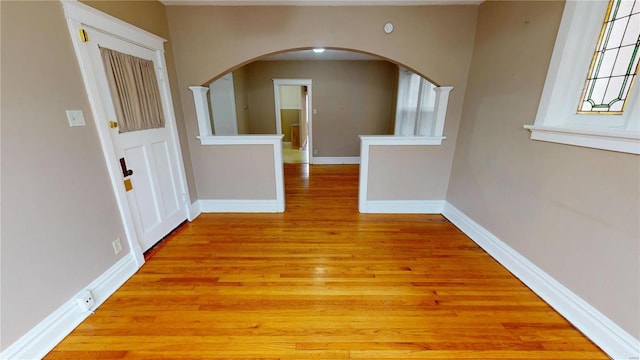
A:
[273,79,312,164]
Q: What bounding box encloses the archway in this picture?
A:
[187,47,453,215]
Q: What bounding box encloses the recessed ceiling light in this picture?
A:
[313,48,325,53]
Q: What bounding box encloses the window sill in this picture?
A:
[524,125,640,154]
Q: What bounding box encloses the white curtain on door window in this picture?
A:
[100,47,165,133]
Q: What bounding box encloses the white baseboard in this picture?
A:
[313,156,360,164]
[1,253,138,360]
[189,200,202,221]
[442,202,640,360]
[360,200,445,214]
[198,199,284,213]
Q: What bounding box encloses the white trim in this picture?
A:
[189,200,202,221]
[361,200,444,214]
[273,137,286,211]
[189,86,213,137]
[524,125,640,154]
[0,253,138,360]
[359,135,446,146]
[273,82,284,137]
[528,0,640,153]
[359,137,371,212]
[442,202,640,360]
[312,156,360,164]
[197,135,283,145]
[62,1,165,50]
[198,199,283,213]
[432,86,453,137]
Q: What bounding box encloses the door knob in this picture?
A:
[119,157,133,177]
[109,121,118,129]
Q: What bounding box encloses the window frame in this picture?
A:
[394,68,438,136]
[525,0,640,154]
[393,67,452,141]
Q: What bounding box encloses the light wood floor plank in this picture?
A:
[45,164,607,359]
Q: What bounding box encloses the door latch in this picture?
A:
[119,157,133,177]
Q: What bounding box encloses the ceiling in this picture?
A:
[161,0,482,5]
[259,49,383,61]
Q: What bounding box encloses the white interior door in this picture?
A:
[86,28,186,252]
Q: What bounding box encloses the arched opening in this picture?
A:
[204,47,439,86]
[190,48,451,159]
[189,47,453,214]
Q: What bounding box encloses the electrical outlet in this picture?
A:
[313,149,318,155]
[112,238,123,255]
[76,290,95,312]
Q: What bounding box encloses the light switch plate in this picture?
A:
[66,110,86,127]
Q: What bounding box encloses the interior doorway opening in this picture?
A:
[273,79,312,164]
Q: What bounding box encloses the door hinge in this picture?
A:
[79,28,89,43]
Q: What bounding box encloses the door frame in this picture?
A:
[62,1,192,267]
[273,79,313,164]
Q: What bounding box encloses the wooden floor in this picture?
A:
[46,164,608,359]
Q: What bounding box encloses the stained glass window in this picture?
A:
[578,0,640,114]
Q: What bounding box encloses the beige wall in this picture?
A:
[0,1,132,349]
[166,6,478,86]
[245,60,398,156]
[166,5,478,192]
[194,145,276,199]
[447,0,640,337]
[368,146,450,200]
